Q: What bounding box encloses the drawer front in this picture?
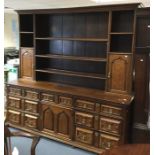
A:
[75,100,95,111]
[41,93,55,102]
[8,87,21,97]
[99,117,122,134]
[101,105,123,117]
[8,97,21,109]
[99,134,120,149]
[59,96,72,107]
[7,110,21,125]
[24,114,38,129]
[24,100,38,113]
[24,90,39,100]
[76,127,93,145]
[75,112,94,128]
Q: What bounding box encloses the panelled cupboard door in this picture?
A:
[107,54,132,93]
[20,48,34,79]
[41,103,73,139]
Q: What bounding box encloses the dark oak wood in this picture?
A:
[5,4,143,154]
[132,8,150,143]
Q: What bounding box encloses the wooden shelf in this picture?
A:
[35,37,108,42]
[35,68,106,80]
[108,52,132,54]
[35,54,107,62]
[110,32,133,35]
[20,32,34,34]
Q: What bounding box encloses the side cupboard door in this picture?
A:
[107,54,132,94]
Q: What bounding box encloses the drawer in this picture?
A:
[41,93,55,102]
[24,114,38,129]
[24,90,39,100]
[99,134,120,149]
[7,110,21,125]
[99,117,122,134]
[100,105,123,117]
[59,96,72,107]
[8,97,21,109]
[24,100,38,113]
[8,87,21,96]
[75,100,95,111]
[76,127,93,145]
[75,112,94,128]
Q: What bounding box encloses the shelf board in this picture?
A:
[35,54,107,62]
[35,37,108,42]
[110,32,133,35]
[108,52,132,54]
[35,68,106,80]
[20,32,34,34]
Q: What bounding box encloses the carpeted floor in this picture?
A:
[10,128,97,155]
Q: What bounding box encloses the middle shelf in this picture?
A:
[35,68,106,80]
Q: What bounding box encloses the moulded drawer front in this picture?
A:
[99,134,120,149]
[24,114,38,129]
[24,100,38,113]
[99,117,122,134]
[8,97,21,109]
[8,87,21,96]
[59,96,72,107]
[7,110,21,125]
[41,93,55,102]
[24,90,39,100]
[75,100,95,111]
[75,112,94,128]
[76,127,93,145]
[101,105,123,116]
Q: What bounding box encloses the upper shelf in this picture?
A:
[35,37,108,42]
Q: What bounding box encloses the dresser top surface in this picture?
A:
[7,79,134,105]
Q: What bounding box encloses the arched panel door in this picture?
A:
[107,54,132,94]
[57,111,69,135]
[42,104,54,132]
[20,48,34,79]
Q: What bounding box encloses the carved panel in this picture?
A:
[59,96,72,107]
[8,97,21,109]
[99,117,122,134]
[7,110,21,125]
[75,112,94,128]
[99,134,120,149]
[24,114,38,129]
[24,100,38,113]
[8,87,21,97]
[41,93,55,102]
[76,127,93,145]
[24,90,39,100]
[75,100,95,111]
[100,105,123,117]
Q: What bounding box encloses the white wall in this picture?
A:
[4,11,19,49]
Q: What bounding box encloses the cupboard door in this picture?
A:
[42,104,55,132]
[41,103,73,138]
[107,54,132,93]
[54,106,72,138]
[20,48,34,79]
